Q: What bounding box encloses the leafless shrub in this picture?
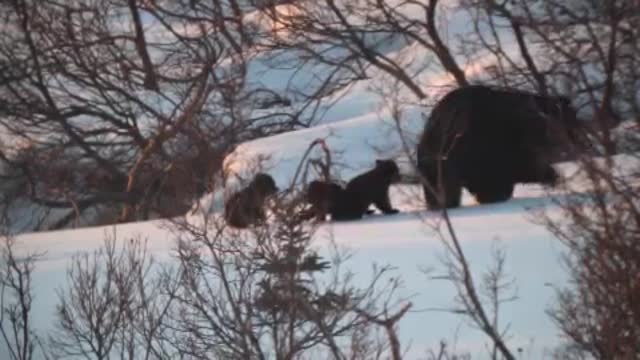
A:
[40,171,410,359]
[538,152,640,358]
[48,234,166,359]
[0,234,46,360]
[163,185,411,359]
[426,214,518,360]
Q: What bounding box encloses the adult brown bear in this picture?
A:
[417,85,580,209]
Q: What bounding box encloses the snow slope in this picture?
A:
[9,184,572,359]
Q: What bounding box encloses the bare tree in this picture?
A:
[460,0,639,156]
[250,0,469,103]
[0,0,319,229]
[48,234,167,359]
[539,153,640,358]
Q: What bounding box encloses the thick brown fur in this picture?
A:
[224,173,279,228]
[417,85,580,209]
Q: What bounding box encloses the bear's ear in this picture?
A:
[375,159,384,166]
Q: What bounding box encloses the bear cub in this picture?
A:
[224,173,279,228]
[299,180,346,221]
[329,159,401,221]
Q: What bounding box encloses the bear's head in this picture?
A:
[375,159,401,183]
[522,94,582,162]
[252,173,279,196]
[541,96,583,159]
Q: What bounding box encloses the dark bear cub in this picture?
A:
[224,173,279,228]
[331,159,401,221]
[299,180,346,221]
[416,85,579,210]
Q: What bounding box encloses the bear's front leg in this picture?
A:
[373,194,399,215]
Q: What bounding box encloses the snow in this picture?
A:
[4,154,593,359]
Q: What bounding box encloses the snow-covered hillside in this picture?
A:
[9,181,573,359]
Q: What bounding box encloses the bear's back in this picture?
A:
[424,86,538,152]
